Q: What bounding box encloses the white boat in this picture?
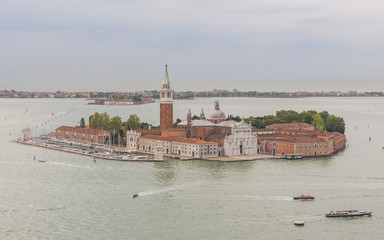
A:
[326,210,372,217]
[294,221,304,226]
[133,156,148,160]
[286,154,303,159]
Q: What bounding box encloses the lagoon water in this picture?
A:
[0,97,384,239]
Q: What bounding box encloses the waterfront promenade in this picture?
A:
[14,138,163,162]
[15,138,282,162]
[203,154,283,162]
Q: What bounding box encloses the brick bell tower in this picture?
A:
[160,65,173,130]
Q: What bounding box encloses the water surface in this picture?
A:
[0,97,383,239]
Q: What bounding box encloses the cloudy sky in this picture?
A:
[1,0,384,92]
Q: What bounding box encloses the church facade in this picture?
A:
[223,121,258,157]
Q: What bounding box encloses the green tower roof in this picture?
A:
[163,65,170,85]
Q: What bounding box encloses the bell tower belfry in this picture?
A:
[160,65,174,130]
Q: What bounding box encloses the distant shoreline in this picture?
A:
[1,89,383,99]
[2,95,384,100]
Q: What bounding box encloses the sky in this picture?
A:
[1,0,384,92]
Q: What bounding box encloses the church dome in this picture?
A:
[207,101,226,120]
[208,110,226,120]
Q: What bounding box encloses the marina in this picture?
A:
[14,138,163,162]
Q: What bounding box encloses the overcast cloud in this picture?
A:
[1,0,384,91]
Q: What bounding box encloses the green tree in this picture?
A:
[300,111,315,124]
[90,112,100,129]
[90,112,111,130]
[276,110,299,123]
[174,118,182,127]
[100,112,110,129]
[89,115,93,125]
[140,122,150,129]
[326,115,345,134]
[125,114,140,130]
[319,111,329,122]
[131,95,142,102]
[311,114,326,131]
[108,116,122,131]
[80,117,85,128]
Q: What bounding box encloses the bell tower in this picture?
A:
[160,65,173,130]
[200,108,205,120]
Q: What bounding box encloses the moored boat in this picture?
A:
[293,194,315,200]
[326,210,372,217]
[285,154,303,159]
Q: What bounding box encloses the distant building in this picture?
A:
[258,123,346,157]
[138,135,218,158]
[55,126,110,144]
[266,123,314,131]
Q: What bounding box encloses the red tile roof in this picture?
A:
[261,136,327,143]
[162,128,186,132]
[266,123,314,129]
[56,126,110,135]
[136,129,161,136]
[141,135,216,145]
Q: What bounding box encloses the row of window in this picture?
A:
[297,144,327,149]
[298,151,327,155]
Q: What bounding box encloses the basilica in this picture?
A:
[126,66,259,158]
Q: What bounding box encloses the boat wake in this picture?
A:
[46,161,92,169]
[238,195,293,201]
[37,206,66,212]
[273,196,294,201]
[136,184,190,197]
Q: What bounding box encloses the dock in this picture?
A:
[202,154,283,162]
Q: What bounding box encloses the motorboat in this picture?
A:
[326,210,372,217]
[133,156,148,160]
[293,195,315,200]
[294,221,304,226]
[285,154,303,159]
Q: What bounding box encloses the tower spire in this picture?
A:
[160,65,173,130]
[163,64,170,87]
[200,108,205,120]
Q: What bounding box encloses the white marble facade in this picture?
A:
[126,130,141,151]
[224,120,258,157]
